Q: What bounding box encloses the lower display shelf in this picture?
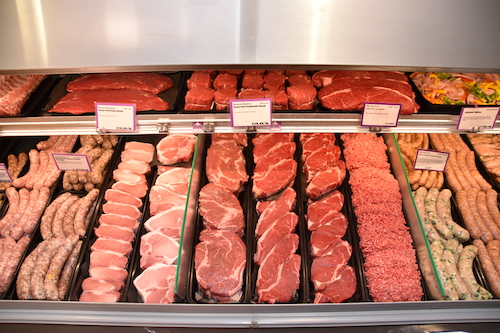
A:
[1,300,499,328]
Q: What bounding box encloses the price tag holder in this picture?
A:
[456,107,500,131]
[361,103,401,127]
[95,102,137,132]
[52,153,92,172]
[0,163,13,183]
[230,98,272,127]
[269,121,282,132]
[192,122,205,133]
[413,149,449,172]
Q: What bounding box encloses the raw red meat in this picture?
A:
[79,291,121,302]
[308,210,347,232]
[306,160,346,199]
[206,139,248,194]
[91,238,132,256]
[104,189,143,208]
[219,70,243,75]
[113,169,146,183]
[244,70,265,75]
[214,88,237,110]
[242,74,264,89]
[301,133,336,162]
[140,230,179,268]
[286,84,317,110]
[307,190,344,230]
[252,159,297,199]
[66,73,174,94]
[0,75,47,116]
[94,224,135,243]
[288,74,313,86]
[256,234,300,304]
[155,167,191,195]
[120,149,154,164]
[211,133,248,147]
[117,160,151,175]
[324,77,414,98]
[237,89,267,99]
[263,72,286,90]
[254,212,298,266]
[156,134,197,166]
[90,251,129,269]
[253,141,296,175]
[255,187,296,237]
[133,263,177,303]
[302,146,341,182]
[312,70,408,88]
[124,141,155,154]
[264,89,288,110]
[310,228,352,258]
[48,90,169,115]
[148,185,187,216]
[184,86,214,111]
[144,205,184,233]
[89,266,128,282]
[102,202,141,220]
[187,72,212,90]
[112,181,148,199]
[81,278,124,293]
[311,259,356,303]
[213,73,238,90]
[99,213,140,231]
[194,229,246,301]
[252,133,294,164]
[198,183,245,236]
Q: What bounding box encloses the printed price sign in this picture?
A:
[413,149,449,172]
[95,102,137,132]
[52,154,92,172]
[361,103,401,127]
[0,163,13,183]
[230,98,272,127]
[456,107,500,131]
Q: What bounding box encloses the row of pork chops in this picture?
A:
[80,134,197,303]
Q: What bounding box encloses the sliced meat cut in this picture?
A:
[89,266,128,282]
[187,72,212,90]
[49,90,169,115]
[312,70,408,88]
[252,158,297,199]
[104,189,143,208]
[241,74,264,89]
[306,160,346,199]
[99,213,140,231]
[286,84,317,110]
[214,88,237,110]
[133,263,177,303]
[323,77,414,98]
[288,74,313,86]
[66,73,174,94]
[253,142,296,175]
[255,187,296,237]
[252,133,294,163]
[308,209,347,232]
[102,202,141,220]
[213,73,238,90]
[112,181,148,199]
[194,229,246,301]
[307,190,344,230]
[117,160,151,175]
[148,185,187,216]
[156,134,197,165]
[124,141,155,154]
[311,258,356,303]
[300,133,336,162]
[90,251,129,269]
[139,230,180,268]
[309,229,352,258]
[91,238,132,256]
[237,89,266,99]
[211,133,248,147]
[79,291,121,302]
[263,72,286,90]
[184,86,214,111]
[81,278,124,293]
[155,167,191,196]
[206,139,248,194]
[94,224,135,243]
[198,183,245,236]
[303,146,341,182]
[144,205,185,233]
[113,169,146,183]
[264,89,288,110]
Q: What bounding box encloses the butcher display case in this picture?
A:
[1,0,500,331]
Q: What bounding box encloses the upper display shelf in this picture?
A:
[0,0,499,74]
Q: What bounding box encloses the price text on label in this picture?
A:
[95,102,137,132]
[52,154,92,172]
[456,107,500,131]
[361,103,401,127]
[413,149,449,172]
[0,163,13,183]
[230,98,272,127]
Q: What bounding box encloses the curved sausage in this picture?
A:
[472,239,500,298]
[449,151,471,190]
[10,189,39,240]
[80,135,97,147]
[414,187,441,242]
[418,170,430,186]
[430,239,458,300]
[30,237,65,300]
[44,235,79,300]
[13,149,39,189]
[425,188,452,239]
[457,149,481,190]
[443,239,472,300]
[486,240,500,276]
[23,186,50,236]
[0,237,16,286]
[429,134,445,151]
[455,190,482,240]
[74,189,100,237]
[16,240,50,300]
[458,244,492,300]
[467,151,492,192]
[0,236,30,295]
[0,188,20,235]
[109,135,119,147]
[468,189,493,243]
[90,149,113,185]
[436,189,470,242]
[477,190,500,241]
[52,195,79,238]
[62,171,74,191]
[62,197,83,237]
[58,240,82,300]
[42,157,62,189]
[32,150,50,190]
[40,192,73,240]
[486,189,500,229]
[424,171,437,189]
[0,154,17,191]
[36,136,59,150]
[2,188,30,238]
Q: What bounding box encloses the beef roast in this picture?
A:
[214,88,237,110]
[255,187,296,237]
[311,258,356,303]
[252,158,297,199]
[213,73,238,90]
[306,160,346,199]
[184,86,214,111]
[286,84,317,110]
[187,72,212,90]
[241,74,264,89]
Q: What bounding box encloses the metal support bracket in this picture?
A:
[368,126,382,132]
[157,122,170,133]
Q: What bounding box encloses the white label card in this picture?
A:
[456,107,500,131]
[361,103,401,127]
[52,154,92,172]
[413,149,449,172]
[0,163,12,183]
[230,98,272,127]
[95,102,137,132]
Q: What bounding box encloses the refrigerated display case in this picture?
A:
[1,0,500,330]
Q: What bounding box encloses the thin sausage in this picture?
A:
[410,133,424,148]
[422,133,429,150]
[429,134,445,151]
[0,236,30,295]
[443,164,462,193]
[40,192,73,240]
[44,235,79,300]
[467,151,492,192]
[13,149,39,189]
[418,170,430,186]
[45,136,65,153]
[10,189,39,240]
[90,149,113,184]
[477,190,500,240]
[2,188,30,238]
[486,240,500,275]
[109,135,119,147]
[62,197,83,237]
[0,237,16,286]
[439,134,455,152]
[430,239,458,300]
[486,189,500,229]
[436,189,470,242]
[51,196,79,238]
[457,149,481,190]
[62,171,74,191]
[468,188,493,243]
[435,172,444,190]
[455,190,482,240]
[414,187,441,242]
[424,171,437,189]
[74,189,100,237]
[0,187,20,235]
[58,240,82,300]
[443,239,472,300]
[92,135,104,145]
[30,237,65,300]
[473,239,500,298]
[23,186,50,236]
[449,151,471,190]
[32,150,50,190]
[452,133,470,151]
[80,135,97,147]
[16,240,50,300]
[36,136,59,150]
[42,157,62,189]
[458,245,493,300]
[425,188,453,239]
[78,147,103,184]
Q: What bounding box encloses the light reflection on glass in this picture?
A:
[15,0,48,67]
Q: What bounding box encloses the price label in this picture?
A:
[413,149,449,172]
[52,154,92,172]
[192,122,204,133]
[269,121,282,132]
[0,163,13,183]
[95,102,137,132]
[456,107,500,131]
[361,103,401,127]
[230,98,272,127]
